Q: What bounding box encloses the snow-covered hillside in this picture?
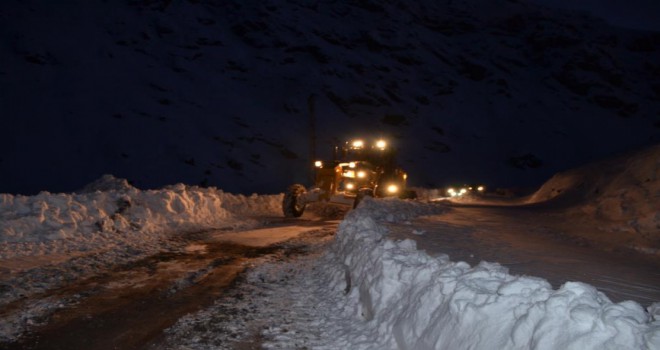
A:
[1,0,659,195]
[527,144,659,251]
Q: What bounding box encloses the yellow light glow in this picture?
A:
[387,184,399,193]
[477,186,485,192]
[346,183,355,190]
[352,140,364,149]
[349,162,356,168]
[314,160,322,168]
[375,140,387,149]
[357,171,366,178]
[343,170,356,178]
[403,174,407,180]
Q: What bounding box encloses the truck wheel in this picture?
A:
[353,188,373,209]
[283,184,306,217]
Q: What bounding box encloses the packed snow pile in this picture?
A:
[528,144,660,236]
[0,175,282,259]
[77,174,136,193]
[0,176,283,342]
[324,199,660,349]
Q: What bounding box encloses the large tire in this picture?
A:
[353,188,374,209]
[283,184,306,217]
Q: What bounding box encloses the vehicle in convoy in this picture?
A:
[282,138,416,217]
[446,184,486,198]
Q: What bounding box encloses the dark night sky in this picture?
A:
[1,0,659,195]
[529,0,660,31]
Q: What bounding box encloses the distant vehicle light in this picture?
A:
[352,140,364,149]
[357,170,367,178]
[346,183,355,190]
[387,184,399,193]
[477,186,485,192]
[447,186,474,197]
[349,162,356,168]
[314,160,323,168]
[343,170,356,178]
[375,140,387,149]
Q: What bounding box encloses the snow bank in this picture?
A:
[0,175,282,258]
[0,175,283,340]
[330,199,659,349]
[527,144,659,245]
[0,175,282,266]
[529,145,659,222]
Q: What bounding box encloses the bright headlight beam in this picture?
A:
[352,140,364,149]
[357,170,366,178]
[387,184,398,193]
[314,160,322,168]
[346,183,355,190]
[375,140,387,149]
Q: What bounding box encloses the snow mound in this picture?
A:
[528,144,660,236]
[328,199,659,349]
[0,175,282,259]
[0,177,283,336]
[0,178,282,257]
[77,174,135,193]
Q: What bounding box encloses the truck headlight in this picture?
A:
[351,140,364,149]
[343,170,355,178]
[375,140,387,150]
[357,170,367,178]
[387,184,399,194]
[346,183,355,190]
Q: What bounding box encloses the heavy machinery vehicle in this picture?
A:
[282,138,415,217]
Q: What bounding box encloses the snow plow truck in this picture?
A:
[282,138,416,217]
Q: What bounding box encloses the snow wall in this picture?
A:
[0,175,283,341]
[528,144,660,235]
[0,175,282,258]
[331,198,659,349]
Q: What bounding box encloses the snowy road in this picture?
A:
[387,203,660,306]
[2,158,657,349]
[1,216,339,350]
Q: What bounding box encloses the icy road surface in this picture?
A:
[1,216,339,350]
[387,203,660,306]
